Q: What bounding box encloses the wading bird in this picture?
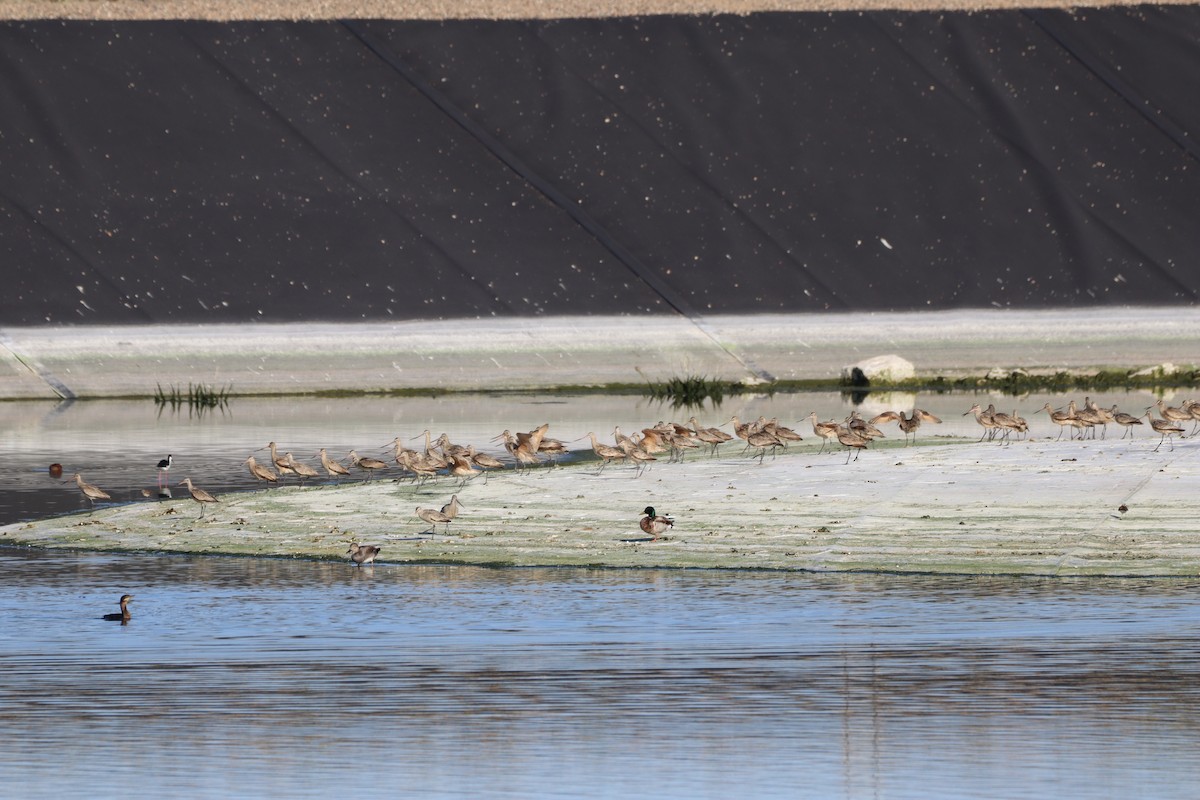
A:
[178,477,219,519]
[347,543,381,567]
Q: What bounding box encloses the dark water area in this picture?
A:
[2,548,1199,798]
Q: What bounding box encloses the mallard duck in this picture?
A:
[639,506,674,541]
[347,543,381,567]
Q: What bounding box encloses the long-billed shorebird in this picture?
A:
[1037,403,1082,441]
[416,506,453,535]
[268,442,297,479]
[446,454,481,487]
[318,448,352,481]
[687,416,733,456]
[577,432,621,473]
[284,453,319,484]
[1144,409,1185,452]
[836,426,870,463]
[347,542,381,567]
[805,412,841,454]
[1155,398,1192,428]
[73,473,112,510]
[178,477,219,519]
[244,455,279,485]
[1111,406,1144,439]
[440,494,465,522]
[348,450,388,481]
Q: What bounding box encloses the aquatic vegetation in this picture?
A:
[154,382,232,413]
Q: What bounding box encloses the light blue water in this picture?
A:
[2,548,1198,799]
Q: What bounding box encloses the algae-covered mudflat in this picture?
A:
[7,432,1198,576]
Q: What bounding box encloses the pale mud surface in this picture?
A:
[6,431,1199,575]
[3,0,1192,21]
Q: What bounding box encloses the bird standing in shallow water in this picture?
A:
[639,506,674,541]
[347,543,381,567]
[102,594,133,623]
[156,455,172,488]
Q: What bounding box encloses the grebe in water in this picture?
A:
[102,594,134,623]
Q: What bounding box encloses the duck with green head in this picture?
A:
[639,506,674,541]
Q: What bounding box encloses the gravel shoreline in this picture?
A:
[1,0,1190,20]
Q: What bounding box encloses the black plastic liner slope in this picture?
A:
[1,7,1197,325]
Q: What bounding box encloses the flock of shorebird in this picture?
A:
[71,395,1196,575]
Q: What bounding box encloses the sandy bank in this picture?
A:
[5,432,1198,576]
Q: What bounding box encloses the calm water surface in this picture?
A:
[3,393,1198,798]
[2,549,1198,799]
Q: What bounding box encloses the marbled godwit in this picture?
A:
[619,438,657,476]
[1037,403,1082,440]
[1155,398,1192,428]
[178,477,219,519]
[764,418,802,446]
[284,453,319,483]
[664,429,702,463]
[584,432,625,473]
[1182,399,1200,435]
[745,428,784,463]
[835,426,870,463]
[894,412,921,445]
[612,426,637,453]
[687,416,733,456]
[348,450,388,481]
[1084,398,1114,439]
[396,450,439,485]
[1067,401,1101,440]
[102,594,133,623]
[635,427,671,456]
[318,448,352,480]
[244,455,278,485]
[73,473,112,510]
[846,412,886,440]
[466,447,505,483]
[411,431,450,470]
[536,436,569,467]
[441,494,465,522]
[268,442,297,478]
[805,412,840,454]
[867,410,908,440]
[347,543,381,567]
[1111,406,1143,439]
[156,454,172,489]
[897,408,942,445]
[963,403,1001,442]
[986,405,1024,444]
[1143,410,1185,452]
[447,454,481,487]
[639,506,674,541]
[416,506,452,535]
[495,430,541,473]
